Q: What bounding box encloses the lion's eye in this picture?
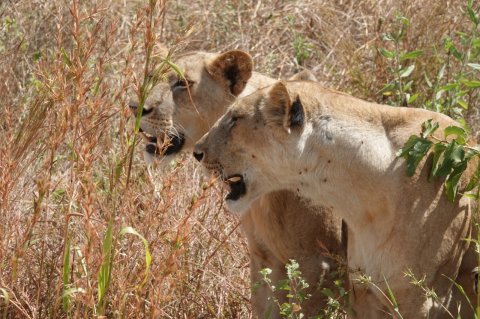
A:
[171,78,192,91]
[229,115,241,128]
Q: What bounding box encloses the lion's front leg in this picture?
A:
[242,216,286,319]
[296,255,341,317]
[249,241,288,319]
[249,248,286,319]
[349,283,389,319]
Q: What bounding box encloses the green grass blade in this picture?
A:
[62,237,71,313]
[0,288,9,319]
[97,220,114,314]
[120,226,152,288]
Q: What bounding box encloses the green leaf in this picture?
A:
[430,143,447,180]
[467,63,480,71]
[421,119,440,138]
[404,80,413,91]
[452,48,463,60]
[398,137,433,177]
[440,83,458,91]
[399,65,415,78]
[382,33,395,42]
[424,72,433,88]
[437,64,446,81]
[434,141,465,177]
[467,2,479,26]
[445,162,468,202]
[400,50,423,61]
[378,48,395,59]
[397,135,418,157]
[379,83,396,95]
[408,93,419,104]
[457,99,468,110]
[461,79,480,88]
[444,37,463,60]
[277,279,291,291]
[444,125,467,145]
[322,288,335,298]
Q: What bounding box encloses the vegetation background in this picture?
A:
[0,0,478,317]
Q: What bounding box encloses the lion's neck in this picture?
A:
[240,72,277,97]
[277,111,404,240]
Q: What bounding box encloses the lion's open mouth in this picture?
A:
[145,132,185,157]
[223,174,246,201]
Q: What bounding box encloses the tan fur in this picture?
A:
[129,51,345,318]
[194,80,478,318]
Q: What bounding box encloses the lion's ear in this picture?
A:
[206,50,253,96]
[264,81,304,133]
[288,69,317,82]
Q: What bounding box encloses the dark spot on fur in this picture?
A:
[251,154,256,159]
[298,171,302,175]
[321,115,332,121]
[327,160,331,164]
[296,188,300,192]
[290,96,304,127]
[304,168,308,172]
[323,178,327,183]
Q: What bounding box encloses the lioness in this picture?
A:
[193,80,477,318]
[129,51,345,318]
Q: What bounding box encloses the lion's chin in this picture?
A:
[224,175,249,215]
[225,197,251,216]
[224,176,265,215]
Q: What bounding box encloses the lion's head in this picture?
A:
[128,50,254,163]
[193,81,313,214]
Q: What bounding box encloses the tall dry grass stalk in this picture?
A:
[0,0,478,318]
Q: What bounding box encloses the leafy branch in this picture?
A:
[397,119,480,201]
[378,13,423,106]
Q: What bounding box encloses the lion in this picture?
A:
[193,80,478,318]
[129,51,346,318]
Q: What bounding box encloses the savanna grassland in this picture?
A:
[1,0,479,318]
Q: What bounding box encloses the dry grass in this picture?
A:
[0,0,478,318]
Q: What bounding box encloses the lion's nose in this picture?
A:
[193,151,204,162]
